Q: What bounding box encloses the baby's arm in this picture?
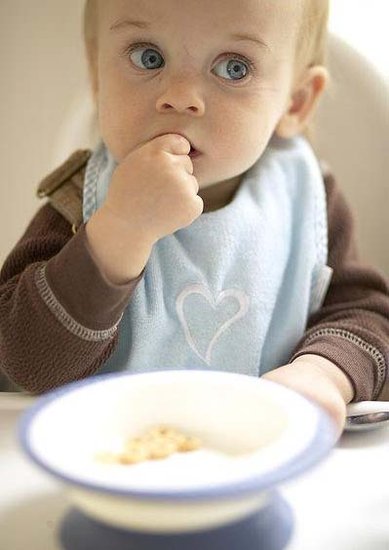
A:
[0,135,202,394]
[264,173,389,435]
[0,204,141,393]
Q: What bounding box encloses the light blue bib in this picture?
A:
[83,136,332,377]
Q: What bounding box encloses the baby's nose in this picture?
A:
[156,80,205,116]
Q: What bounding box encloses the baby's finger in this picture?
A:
[177,154,194,175]
[154,133,191,156]
[184,173,200,195]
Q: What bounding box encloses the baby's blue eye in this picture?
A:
[128,45,250,81]
[214,59,249,81]
[130,47,164,70]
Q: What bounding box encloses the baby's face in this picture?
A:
[95,0,304,189]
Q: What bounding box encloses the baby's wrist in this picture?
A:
[291,354,354,404]
[85,208,153,284]
[98,204,156,246]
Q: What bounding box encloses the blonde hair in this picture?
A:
[298,0,330,70]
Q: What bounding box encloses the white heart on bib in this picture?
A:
[176,284,249,365]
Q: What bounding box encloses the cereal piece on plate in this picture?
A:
[148,438,178,460]
[120,444,150,464]
[97,425,202,465]
[179,435,202,452]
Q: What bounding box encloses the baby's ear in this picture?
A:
[275,66,329,138]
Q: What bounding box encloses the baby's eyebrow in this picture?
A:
[110,19,151,32]
[109,19,270,53]
[229,33,270,52]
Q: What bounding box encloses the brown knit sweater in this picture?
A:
[1,151,388,398]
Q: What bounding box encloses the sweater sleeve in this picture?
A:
[291,173,389,401]
[0,203,142,394]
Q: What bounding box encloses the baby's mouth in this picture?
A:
[189,145,201,158]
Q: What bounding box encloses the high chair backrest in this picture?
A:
[314,34,389,276]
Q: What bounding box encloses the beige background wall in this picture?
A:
[0,0,86,265]
[1,1,388,277]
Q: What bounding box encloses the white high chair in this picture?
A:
[51,33,389,277]
[314,34,389,278]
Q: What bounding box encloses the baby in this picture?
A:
[1,0,388,437]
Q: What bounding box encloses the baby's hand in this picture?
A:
[86,134,203,283]
[103,134,203,244]
[262,354,354,439]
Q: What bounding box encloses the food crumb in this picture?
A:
[97,426,201,465]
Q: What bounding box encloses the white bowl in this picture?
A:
[19,370,335,534]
